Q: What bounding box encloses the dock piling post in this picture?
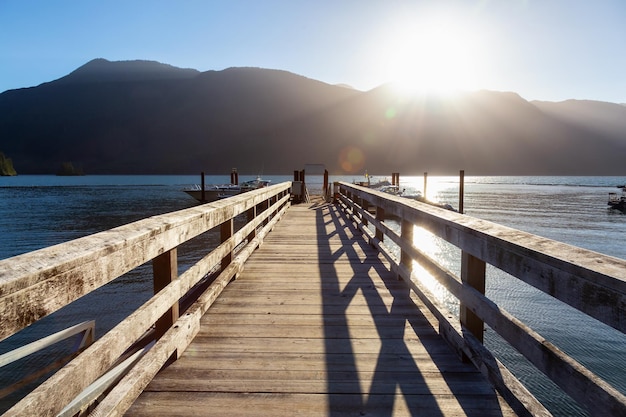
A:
[392,172,400,187]
[293,170,300,203]
[201,172,206,203]
[231,168,239,185]
[324,170,329,200]
[459,170,465,214]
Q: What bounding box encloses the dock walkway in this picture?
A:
[126,200,515,417]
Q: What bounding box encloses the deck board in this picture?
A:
[125,201,516,417]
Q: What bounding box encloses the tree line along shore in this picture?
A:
[0,152,17,176]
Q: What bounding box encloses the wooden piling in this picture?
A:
[201,172,206,203]
[459,170,465,214]
[391,172,400,186]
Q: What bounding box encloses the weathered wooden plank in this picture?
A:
[128,392,516,417]
[211,292,420,306]
[152,340,481,378]
[145,371,496,395]
[197,323,441,339]
[197,312,431,327]
[180,336,459,356]
[203,303,423,317]
[215,280,408,291]
[151,351,471,373]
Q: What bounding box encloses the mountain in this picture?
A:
[1,59,625,175]
[54,58,200,84]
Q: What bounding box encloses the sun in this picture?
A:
[384,14,489,97]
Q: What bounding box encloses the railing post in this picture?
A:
[268,196,276,221]
[323,170,329,200]
[460,251,486,344]
[375,207,385,242]
[345,190,352,214]
[362,199,369,226]
[261,199,270,225]
[221,219,233,270]
[247,205,257,242]
[152,249,179,340]
[293,170,301,203]
[400,219,413,280]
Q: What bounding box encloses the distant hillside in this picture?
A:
[1,59,625,175]
[533,99,626,143]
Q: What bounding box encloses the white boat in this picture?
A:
[608,186,626,212]
[353,172,392,189]
[184,177,271,202]
[376,185,456,211]
[377,185,422,200]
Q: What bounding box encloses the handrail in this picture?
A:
[0,321,94,368]
[57,342,153,417]
[0,320,95,400]
[0,181,292,416]
[336,181,626,417]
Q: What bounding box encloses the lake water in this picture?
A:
[0,174,624,416]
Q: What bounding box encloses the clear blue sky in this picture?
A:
[1,0,625,102]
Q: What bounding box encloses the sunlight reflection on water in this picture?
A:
[409,225,460,315]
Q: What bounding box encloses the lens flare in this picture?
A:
[338,146,366,173]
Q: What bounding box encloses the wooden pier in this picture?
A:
[126,201,514,417]
[1,180,624,417]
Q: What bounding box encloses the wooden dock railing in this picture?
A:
[0,182,292,416]
[335,181,626,417]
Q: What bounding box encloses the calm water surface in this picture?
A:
[0,174,624,416]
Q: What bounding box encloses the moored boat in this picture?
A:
[184,176,271,202]
[377,185,422,200]
[608,186,626,212]
[376,184,456,211]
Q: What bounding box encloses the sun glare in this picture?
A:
[385,14,488,97]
